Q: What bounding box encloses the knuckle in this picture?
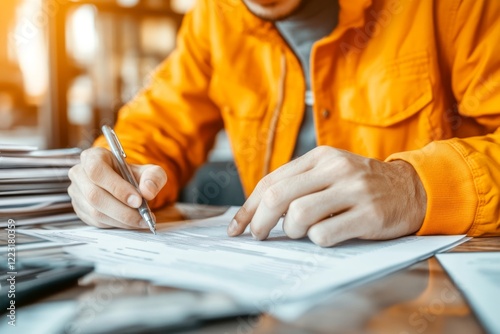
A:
[68,165,77,180]
[287,200,308,224]
[82,148,104,162]
[86,186,101,206]
[107,182,125,200]
[92,147,108,158]
[256,176,273,195]
[85,157,105,183]
[353,177,370,194]
[262,185,283,209]
[67,185,77,201]
[80,149,89,161]
[314,145,332,156]
[151,165,167,182]
[336,155,352,170]
[310,146,333,161]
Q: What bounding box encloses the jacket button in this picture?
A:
[321,109,331,119]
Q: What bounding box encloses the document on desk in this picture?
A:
[20,208,466,317]
[437,253,500,334]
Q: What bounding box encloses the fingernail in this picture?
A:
[127,195,141,208]
[145,179,157,193]
[250,229,257,240]
[228,219,238,236]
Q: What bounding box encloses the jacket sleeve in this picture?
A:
[386,0,500,236]
[94,0,223,208]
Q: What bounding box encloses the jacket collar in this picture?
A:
[337,0,373,29]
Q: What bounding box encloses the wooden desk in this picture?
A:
[13,204,499,334]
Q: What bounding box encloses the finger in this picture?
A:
[282,184,355,239]
[81,148,143,208]
[131,164,168,201]
[249,169,332,240]
[229,153,318,237]
[307,210,365,247]
[71,184,147,230]
[72,196,128,229]
[69,183,114,229]
[71,170,147,229]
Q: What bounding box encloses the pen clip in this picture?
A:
[109,128,127,158]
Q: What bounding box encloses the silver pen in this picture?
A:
[102,125,157,235]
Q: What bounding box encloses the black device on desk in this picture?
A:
[0,259,93,311]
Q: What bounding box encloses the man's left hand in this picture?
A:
[227,146,427,247]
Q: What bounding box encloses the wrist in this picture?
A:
[391,160,427,234]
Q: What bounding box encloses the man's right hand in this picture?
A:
[68,147,167,229]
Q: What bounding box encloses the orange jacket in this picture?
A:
[95,0,500,237]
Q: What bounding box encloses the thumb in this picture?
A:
[131,164,168,201]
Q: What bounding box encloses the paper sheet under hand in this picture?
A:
[20,208,467,319]
[437,253,500,334]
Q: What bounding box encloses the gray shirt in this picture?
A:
[276,0,339,157]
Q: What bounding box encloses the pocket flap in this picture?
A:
[339,52,433,127]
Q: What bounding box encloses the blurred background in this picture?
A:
[0,0,245,205]
[0,0,195,148]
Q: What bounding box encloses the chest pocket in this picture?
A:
[339,52,433,127]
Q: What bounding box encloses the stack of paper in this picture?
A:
[0,144,81,226]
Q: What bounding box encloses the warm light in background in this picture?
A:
[13,0,47,102]
[117,0,140,7]
[171,0,196,13]
[67,5,98,66]
[0,0,194,148]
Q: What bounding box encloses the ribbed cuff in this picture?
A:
[386,141,478,235]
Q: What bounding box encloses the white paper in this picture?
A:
[0,202,73,217]
[0,167,70,180]
[20,208,467,319]
[0,156,80,167]
[0,182,70,192]
[437,253,500,334]
[0,143,38,152]
[0,193,71,208]
[0,212,79,227]
[0,147,81,157]
[0,240,82,253]
[0,187,68,196]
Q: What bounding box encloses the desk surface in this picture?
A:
[11,204,499,334]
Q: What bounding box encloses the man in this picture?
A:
[68,0,500,247]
